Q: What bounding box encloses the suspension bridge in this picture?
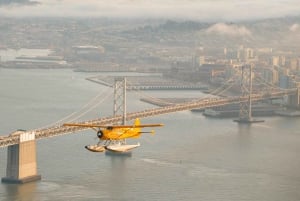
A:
[1,66,299,183]
[0,88,298,148]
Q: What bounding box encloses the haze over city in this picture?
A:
[1,0,300,21]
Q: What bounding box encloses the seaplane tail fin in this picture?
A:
[134,118,141,126]
[134,118,142,133]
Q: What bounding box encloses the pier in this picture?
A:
[86,75,208,90]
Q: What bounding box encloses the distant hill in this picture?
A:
[0,0,39,6]
[122,16,300,49]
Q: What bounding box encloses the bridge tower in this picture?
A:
[1,131,41,184]
[234,64,264,123]
[113,77,127,125]
[111,77,128,147]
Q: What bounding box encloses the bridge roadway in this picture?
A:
[0,89,297,148]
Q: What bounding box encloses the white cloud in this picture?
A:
[206,23,252,37]
[0,0,299,21]
[289,23,299,32]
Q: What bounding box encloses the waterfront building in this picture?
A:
[245,48,255,61]
[279,75,288,89]
[263,67,279,85]
[272,56,280,66]
[290,58,299,71]
[280,55,286,66]
[198,55,205,66]
[71,45,105,61]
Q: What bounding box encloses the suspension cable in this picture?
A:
[36,86,113,129]
[126,70,241,105]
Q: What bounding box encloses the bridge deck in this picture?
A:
[0,90,296,148]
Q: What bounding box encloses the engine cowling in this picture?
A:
[97,130,104,138]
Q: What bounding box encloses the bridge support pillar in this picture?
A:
[1,132,41,184]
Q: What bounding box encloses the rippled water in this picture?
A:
[0,69,300,201]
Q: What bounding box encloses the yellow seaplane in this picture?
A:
[63,118,163,153]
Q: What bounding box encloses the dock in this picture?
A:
[274,110,300,117]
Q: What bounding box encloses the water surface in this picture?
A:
[0,69,300,201]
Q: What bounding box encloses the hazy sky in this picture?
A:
[0,0,300,21]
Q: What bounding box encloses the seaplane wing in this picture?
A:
[104,123,164,128]
[63,123,110,128]
[63,123,163,129]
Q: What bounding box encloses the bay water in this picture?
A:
[0,69,300,201]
